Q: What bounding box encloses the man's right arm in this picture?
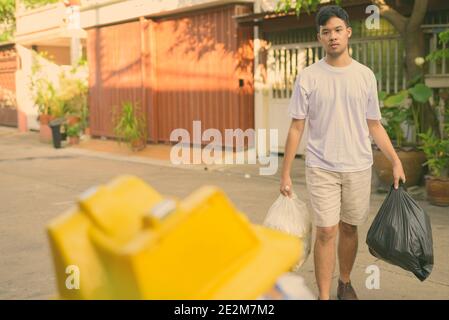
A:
[280,118,306,197]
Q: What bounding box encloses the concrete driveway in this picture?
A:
[1,126,448,299]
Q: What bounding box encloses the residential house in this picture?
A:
[236,0,449,154]
[13,0,87,132]
[81,0,254,147]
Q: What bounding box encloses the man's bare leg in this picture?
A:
[338,221,358,283]
[314,225,338,300]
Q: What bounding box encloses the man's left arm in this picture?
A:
[367,119,406,189]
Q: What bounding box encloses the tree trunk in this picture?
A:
[403,27,426,81]
[374,0,429,82]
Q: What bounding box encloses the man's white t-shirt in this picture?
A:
[288,57,382,172]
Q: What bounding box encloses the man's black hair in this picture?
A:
[316,5,350,32]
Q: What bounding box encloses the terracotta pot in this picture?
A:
[69,136,80,145]
[39,115,56,143]
[373,147,427,188]
[425,176,449,206]
[131,138,146,152]
[18,110,28,132]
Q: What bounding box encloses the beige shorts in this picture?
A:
[305,166,372,228]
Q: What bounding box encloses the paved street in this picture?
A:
[1,126,448,299]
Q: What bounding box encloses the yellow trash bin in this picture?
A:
[47,175,302,299]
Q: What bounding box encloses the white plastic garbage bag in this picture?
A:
[258,273,316,300]
[263,193,312,271]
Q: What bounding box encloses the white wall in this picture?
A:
[15,3,66,38]
[15,45,67,131]
[253,0,308,156]
[16,45,38,130]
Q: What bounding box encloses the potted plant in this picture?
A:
[373,82,433,188]
[33,78,55,140]
[66,123,81,145]
[31,53,89,143]
[113,101,147,151]
[30,52,60,142]
[58,67,88,127]
[418,126,449,206]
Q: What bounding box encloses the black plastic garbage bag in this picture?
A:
[366,182,434,281]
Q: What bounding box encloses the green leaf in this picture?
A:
[408,83,432,103]
[406,73,423,87]
[113,101,146,148]
[439,30,449,45]
[378,91,388,102]
[426,29,449,62]
[384,90,408,107]
[426,48,449,62]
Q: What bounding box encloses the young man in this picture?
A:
[279,5,406,300]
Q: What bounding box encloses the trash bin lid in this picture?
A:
[49,117,65,127]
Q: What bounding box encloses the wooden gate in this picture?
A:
[86,4,254,147]
[0,44,18,127]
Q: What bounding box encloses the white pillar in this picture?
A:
[70,36,82,66]
[254,1,270,157]
[67,5,82,65]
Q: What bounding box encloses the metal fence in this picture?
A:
[423,24,449,76]
[268,35,405,99]
[266,12,449,99]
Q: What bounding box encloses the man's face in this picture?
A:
[317,16,352,57]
